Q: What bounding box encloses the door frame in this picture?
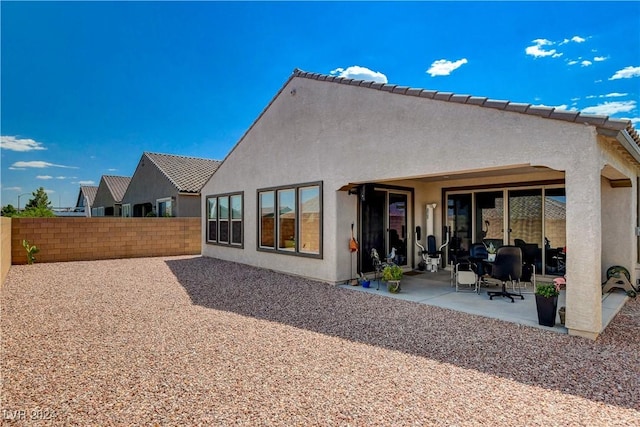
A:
[443,181,565,276]
[358,184,414,273]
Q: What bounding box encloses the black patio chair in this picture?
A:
[487,245,524,303]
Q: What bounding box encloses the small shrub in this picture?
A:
[535,283,559,298]
[22,240,40,265]
[382,264,403,281]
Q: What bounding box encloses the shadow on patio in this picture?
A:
[165,256,639,411]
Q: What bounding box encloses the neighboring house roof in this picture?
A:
[102,175,131,203]
[76,185,98,207]
[144,152,222,193]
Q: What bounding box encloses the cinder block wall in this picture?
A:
[1,217,11,285]
[11,217,200,264]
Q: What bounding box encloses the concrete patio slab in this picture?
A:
[340,269,629,334]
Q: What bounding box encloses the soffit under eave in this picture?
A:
[597,130,640,170]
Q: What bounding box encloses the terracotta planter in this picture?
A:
[535,295,558,327]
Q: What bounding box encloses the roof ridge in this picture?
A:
[143,152,182,191]
[101,175,131,202]
[291,68,634,132]
[143,152,221,193]
[144,151,221,163]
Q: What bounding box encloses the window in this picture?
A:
[299,186,320,254]
[259,191,275,248]
[157,198,173,217]
[258,182,322,257]
[122,204,131,218]
[206,193,243,247]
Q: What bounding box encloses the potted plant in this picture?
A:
[535,283,560,327]
[382,264,403,293]
[486,242,497,262]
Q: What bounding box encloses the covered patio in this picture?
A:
[340,269,629,334]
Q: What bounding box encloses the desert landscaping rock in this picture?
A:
[1,256,638,425]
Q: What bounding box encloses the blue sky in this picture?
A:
[2,1,639,208]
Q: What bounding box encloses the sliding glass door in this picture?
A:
[475,191,504,250]
[446,186,565,276]
[360,188,410,272]
[509,189,543,272]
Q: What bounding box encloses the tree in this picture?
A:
[1,204,18,217]
[24,187,52,210]
[18,187,55,217]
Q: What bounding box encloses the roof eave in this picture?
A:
[616,129,640,165]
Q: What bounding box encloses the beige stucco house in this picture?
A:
[201,68,640,340]
[92,175,131,217]
[75,185,98,217]
[121,152,221,217]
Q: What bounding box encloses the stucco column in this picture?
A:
[565,167,602,339]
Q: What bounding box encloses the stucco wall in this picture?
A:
[93,178,118,214]
[177,194,202,217]
[122,157,178,216]
[12,217,200,264]
[1,217,11,286]
[202,76,597,283]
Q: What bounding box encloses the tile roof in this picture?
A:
[102,175,131,202]
[80,185,98,206]
[291,68,640,148]
[144,152,221,193]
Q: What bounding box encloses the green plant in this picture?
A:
[535,283,560,298]
[382,264,403,282]
[486,242,497,254]
[22,239,40,265]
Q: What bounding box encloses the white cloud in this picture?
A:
[526,39,557,58]
[581,100,637,116]
[609,66,640,80]
[36,175,54,180]
[8,167,26,171]
[629,117,640,125]
[44,189,55,194]
[3,187,22,191]
[76,180,96,186]
[581,60,592,67]
[532,103,571,111]
[11,161,78,169]
[426,58,468,77]
[107,168,118,172]
[0,136,47,152]
[593,56,607,62]
[560,36,587,45]
[329,65,388,83]
[587,93,628,99]
[567,60,579,66]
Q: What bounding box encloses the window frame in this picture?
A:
[205,192,244,248]
[257,181,322,259]
[156,197,173,217]
[122,204,131,218]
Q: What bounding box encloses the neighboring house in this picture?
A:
[121,152,221,217]
[74,185,98,217]
[201,68,640,340]
[92,175,131,217]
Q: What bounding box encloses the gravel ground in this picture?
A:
[1,256,639,426]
